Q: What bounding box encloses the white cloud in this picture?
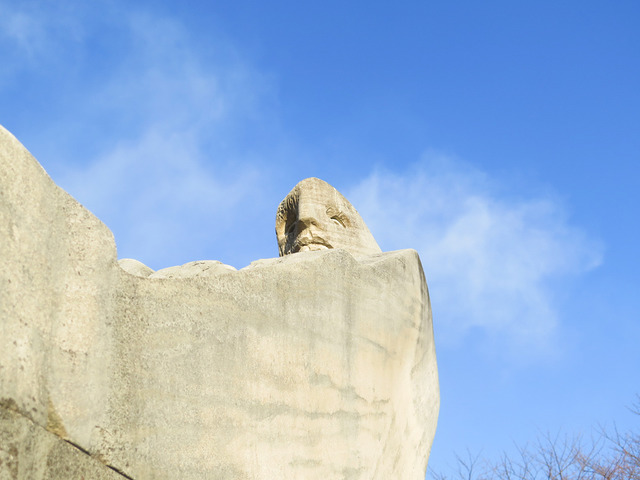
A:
[36,4,281,270]
[62,128,265,267]
[3,1,603,360]
[348,155,603,358]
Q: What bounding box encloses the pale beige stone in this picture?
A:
[118,258,155,278]
[150,260,236,279]
[276,177,382,257]
[0,405,126,480]
[0,125,439,479]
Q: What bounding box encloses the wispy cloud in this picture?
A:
[55,9,281,269]
[0,8,42,56]
[62,129,265,269]
[88,11,270,136]
[0,0,86,65]
[1,1,604,359]
[348,155,603,359]
[0,1,283,269]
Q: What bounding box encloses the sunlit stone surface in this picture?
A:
[0,125,439,479]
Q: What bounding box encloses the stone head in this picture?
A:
[276,177,381,257]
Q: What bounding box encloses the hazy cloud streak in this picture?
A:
[3,1,279,269]
[349,156,603,358]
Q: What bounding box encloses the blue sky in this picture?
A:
[1,0,638,475]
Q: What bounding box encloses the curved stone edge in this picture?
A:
[118,258,155,278]
[0,124,121,474]
[150,260,237,279]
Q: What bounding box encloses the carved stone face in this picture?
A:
[276,178,381,257]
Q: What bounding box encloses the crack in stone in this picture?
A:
[0,402,135,480]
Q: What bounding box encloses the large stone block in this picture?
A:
[0,125,439,479]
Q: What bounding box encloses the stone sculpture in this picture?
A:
[0,124,439,479]
[276,177,382,257]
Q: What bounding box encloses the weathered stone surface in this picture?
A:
[150,259,237,278]
[118,258,155,278]
[0,125,119,462]
[0,405,126,480]
[0,125,439,479]
[276,177,382,257]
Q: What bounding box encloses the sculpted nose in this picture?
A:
[296,203,323,230]
[294,219,318,239]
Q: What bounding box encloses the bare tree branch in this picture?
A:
[429,396,640,480]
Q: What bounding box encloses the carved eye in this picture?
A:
[326,207,348,228]
[331,215,346,227]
